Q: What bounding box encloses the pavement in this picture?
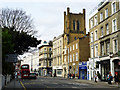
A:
[2,79,23,90]
[74,79,120,88]
[47,76,120,88]
[2,76,120,90]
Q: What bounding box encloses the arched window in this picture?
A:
[77,20,79,31]
[73,20,75,30]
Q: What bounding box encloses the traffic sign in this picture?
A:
[5,54,18,63]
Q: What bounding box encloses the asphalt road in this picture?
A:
[19,76,117,90]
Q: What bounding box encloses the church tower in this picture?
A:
[63,7,86,47]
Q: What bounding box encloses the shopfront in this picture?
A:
[79,62,87,80]
[113,59,120,82]
[100,60,110,81]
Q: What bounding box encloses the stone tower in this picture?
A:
[63,7,86,47]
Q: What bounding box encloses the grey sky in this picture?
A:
[1,0,102,42]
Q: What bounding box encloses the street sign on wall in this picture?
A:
[5,54,18,63]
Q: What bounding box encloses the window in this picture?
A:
[44,54,47,58]
[101,27,103,36]
[76,53,78,61]
[112,19,117,32]
[91,32,93,42]
[49,61,51,66]
[57,57,58,65]
[49,48,52,52]
[70,46,72,51]
[114,39,118,53]
[57,70,62,75]
[106,24,109,35]
[94,15,98,26]
[95,45,98,57]
[60,47,62,53]
[60,40,61,45]
[57,48,58,54]
[70,55,72,62]
[95,30,97,40]
[76,43,78,49]
[73,20,75,30]
[73,44,74,50]
[106,42,110,55]
[112,2,116,14]
[64,56,66,62]
[44,48,47,51]
[77,20,79,31]
[68,48,69,54]
[39,63,41,66]
[60,56,62,65]
[49,54,52,58]
[100,12,103,22]
[73,54,75,61]
[101,44,104,56]
[68,55,69,63]
[91,46,94,58]
[90,19,93,28]
[64,46,67,54]
[105,8,108,18]
[119,1,120,9]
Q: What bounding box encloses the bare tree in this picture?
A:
[0,8,37,35]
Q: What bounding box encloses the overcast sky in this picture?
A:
[1,0,103,42]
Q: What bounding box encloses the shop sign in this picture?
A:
[79,66,87,69]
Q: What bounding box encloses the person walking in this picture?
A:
[108,73,113,84]
[69,73,71,79]
[94,74,97,83]
[114,73,118,84]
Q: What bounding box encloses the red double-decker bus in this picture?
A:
[21,64,30,79]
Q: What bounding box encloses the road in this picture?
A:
[19,76,116,90]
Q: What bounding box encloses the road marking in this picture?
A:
[20,80,26,90]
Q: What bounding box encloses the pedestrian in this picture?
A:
[68,73,69,78]
[107,73,109,82]
[72,73,74,79]
[114,73,118,84]
[94,74,97,83]
[108,73,113,84]
[73,74,75,79]
[97,72,101,81]
[69,73,71,79]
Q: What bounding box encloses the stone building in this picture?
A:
[39,43,52,76]
[52,34,64,77]
[88,1,120,81]
[62,7,89,78]
[68,35,90,79]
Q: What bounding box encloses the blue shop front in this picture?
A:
[79,62,87,80]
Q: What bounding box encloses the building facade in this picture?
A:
[88,1,120,81]
[21,48,39,73]
[63,7,88,78]
[39,44,53,76]
[68,35,90,79]
[52,34,63,77]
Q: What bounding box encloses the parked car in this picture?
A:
[29,73,37,79]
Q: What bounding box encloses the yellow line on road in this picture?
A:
[20,80,26,90]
